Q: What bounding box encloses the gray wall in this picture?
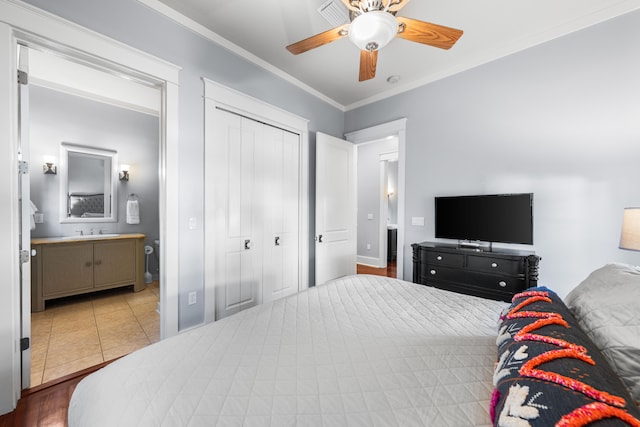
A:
[29,86,161,276]
[345,10,640,297]
[24,0,344,329]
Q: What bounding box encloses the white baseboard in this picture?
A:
[357,255,385,268]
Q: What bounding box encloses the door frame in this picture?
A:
[0,0,180,410]
[345,118,407,280]
[202,78,310,323]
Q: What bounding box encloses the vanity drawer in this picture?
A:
[425,251,464,268]
[466,255,522,275]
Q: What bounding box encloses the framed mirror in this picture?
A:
[59,143,119,223]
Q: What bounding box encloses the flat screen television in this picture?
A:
[435,193,534,245]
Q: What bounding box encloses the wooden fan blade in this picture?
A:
[388,0,411,12]
[359,50,378,82]
[396,16,463,50]
[286,24,349,55]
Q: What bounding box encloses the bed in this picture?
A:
[69,275,507,426]
[68,269,640,426]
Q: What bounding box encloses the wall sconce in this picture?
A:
[119,164,130,181]
[619,207,640,251]
[387,187,394,198]
[43,155,57,175]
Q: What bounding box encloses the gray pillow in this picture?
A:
[564,263,640,406]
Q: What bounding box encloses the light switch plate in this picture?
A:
[411,216,425,226]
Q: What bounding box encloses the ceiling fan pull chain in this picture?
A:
[397,22,406,34]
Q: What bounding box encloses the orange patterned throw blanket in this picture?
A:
[491,289,640,427]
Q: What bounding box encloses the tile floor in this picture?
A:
[30,281,160,387]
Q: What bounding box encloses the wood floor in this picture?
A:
[0,361,113,427]
[357,259,397,277]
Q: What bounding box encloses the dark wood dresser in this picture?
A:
[411,242,540,302]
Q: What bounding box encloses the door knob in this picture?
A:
[275,236,280,246]
[318,234,323,243]
[244,239,252,250]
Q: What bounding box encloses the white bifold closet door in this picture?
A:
[210,108,300,320]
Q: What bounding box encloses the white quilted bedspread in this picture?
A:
[68,275,508,427]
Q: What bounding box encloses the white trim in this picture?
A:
[378,159,388,268]
[0,0,179,83]
[0,22,21,415]
[345,118,407,280]
[160,81,180,338]
[356,256,383,268]
[202,78,310,324]
[0,0,181,413]
[138,0,343,112]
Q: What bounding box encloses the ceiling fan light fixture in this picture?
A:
[348,11,398,51]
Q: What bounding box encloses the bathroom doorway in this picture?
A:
[22,45,162,387]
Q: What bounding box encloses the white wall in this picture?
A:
[29,85,161,273]
[346,10,640,297]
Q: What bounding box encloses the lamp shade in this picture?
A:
[619,207,640,251]
[348,11,398,51]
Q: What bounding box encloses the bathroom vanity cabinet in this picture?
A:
[31,233,145,311]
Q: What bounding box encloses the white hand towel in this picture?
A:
[126,199,140,224]
[30,201,38,230]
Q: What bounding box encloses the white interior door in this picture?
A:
[262,126,300,302]
[212,109,263,320]
[18,45,31,389]
[315,132,356,285]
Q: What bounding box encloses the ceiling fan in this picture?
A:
[286,0,463,82]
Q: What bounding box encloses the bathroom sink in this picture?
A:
[60,233,120,239]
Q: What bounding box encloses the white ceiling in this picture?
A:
[142,0,639,110]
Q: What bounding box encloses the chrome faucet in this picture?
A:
[76,229,84,236]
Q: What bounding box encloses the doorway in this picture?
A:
[21,45,162,387]
[355,138,399,272]
[346,118,407,280]
[1,8,180,409]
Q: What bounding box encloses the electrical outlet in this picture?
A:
[188,291,197,305]
[366,243,371,250]
[34,213,44,224]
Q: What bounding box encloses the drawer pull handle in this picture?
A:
[430,270,437,275]
[491,263,498,268]
[436,256,443,261]
[499,281,507,287]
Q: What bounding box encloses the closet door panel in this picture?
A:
[262,128,299,302]
[213,111,262,320]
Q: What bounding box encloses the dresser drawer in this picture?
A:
[470,272,526,294]
[424,266,525,295]
[466,255,522,275]
[425,251,464,268]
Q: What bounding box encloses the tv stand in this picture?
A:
[411,242,540,302]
